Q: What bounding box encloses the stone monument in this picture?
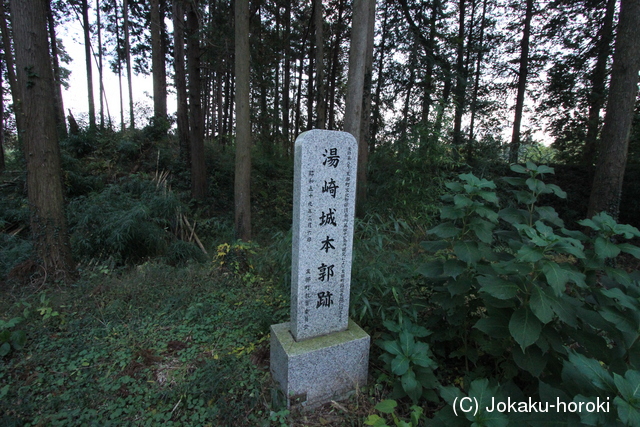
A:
[270,130,370,409]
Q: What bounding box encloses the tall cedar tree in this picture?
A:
[344,0,375,216]
[235,0,251,240]
[509,0,534,164]
[10,0,75,280]
[150,0,167,121]
[0,43,4,173]
[0,1,24,139]
[82,0,96,129]
[173,0,189,159]
[186,0,207,200]
[587,0,640,219]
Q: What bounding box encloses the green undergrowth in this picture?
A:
[0,261,289,426]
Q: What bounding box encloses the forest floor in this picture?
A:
[0,252,403,426]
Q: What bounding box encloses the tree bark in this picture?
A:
[46,0,66,138]
[173,0,190,159]
[0,44,4,173]
[314,0,326,129]
[452,0,466,152]
[234,0,251,241]
[283,0,291,151]
[469,0,487,145]
[151,0,167,121]
[344,0,375,216]
[10,0,75,280]
[587,0,640,220]
[123,0,135,129]
[186,0,207,200]
[327,0,345,130]
[509,0,534,164]
[0,1,24,138]
[582,0,616,166]
[82,0,96,129]
[115,0,125,131]
[358,0,375,215]
[95,0,105,129]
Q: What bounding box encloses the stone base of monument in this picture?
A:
[270,318,370,409]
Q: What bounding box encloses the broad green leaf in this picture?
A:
[443,259,466,279]
[449,276,473,295]
[510,164,528,174]
[474,316,510,338]
[417,260,443,278]
[380,339,403,356]
[546,183,567,198]
[474,205,499,223]
[502,176,526,186]
[599,307,638,334]
[477,191,498,204]
[363,414,388,427]
[600,286,637,310]
[477,275,519,300]
[439,385,465,406]
[526,177,546,194]
[428,222,461,239]
[391,355,410,376]
[509,307,542,351]
[0,342,10,357]
[530,286,555,324]
[420,240,449,253]
[412,343,436,368]
[618,243,640,259]
[512,345,547,377]
[445,181,464,192]
[454,241,482,264]
[549,296,578,327]
[613,222,640,239]
[594,237,620,259]
[541,261,586,295]
[498,207,526,225]
[402,369,421,403]
[10,330,26,350]
[535,164,555,175]
[567,351,615,392]
[441,205,465,220]
[535,206,564,227]
[615,397,640,427]
[374,399,397,414]
[469,217,494,244]
[517,245,544,262]
[399,330,415,355]
[454,194,473,208]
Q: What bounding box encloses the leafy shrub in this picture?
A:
[67,176,196,264]
[375,163,640,425]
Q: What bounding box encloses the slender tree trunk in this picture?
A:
[294,55,304,138]
[151,0,167,121]
[187,0,207,200]
[509,0,534,164]
[327,0,345,130]
[433,76,452,143]
[314,0,326,129]
[173,0,189,160]
[235,0,251,240]
[10,0,75,280]
[283,0,291,151]
[0,46,4,173]
[82,0,96,129]
[400,47,417,145]
[371,2,389,148]
[587,0,640,220]
[421,0,440,128]
[96,0,105,129]
[46,1,66,138]
[452,0,466,152]
[123,0,135,129]
[307,49,314,130]
[0,1,24,138]
[582,0,616,166]
[114,0,124,131]
[358,0,375,215]
[469,0,487,145]
[344,0,375,216]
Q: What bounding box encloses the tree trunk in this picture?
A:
[358,0,375,215]
[186,0,207,200]
[151,0,167,121]
[587,0,640,220]
[371,2,389,148]
[283,0,291,151]
[469,0,487,145]
[234,0,251,241]
[509,0,534,164]
[82,0,96,129]
[344,0,375,216]
[123,0,135,129]
[114,0,124,131]
[10,0,75,280]
[173,0,190,159]
[452,0,466,152]
[46,0,67,138]
[314,0,326,129]
[96,0,105,129]
[582,0,616,166]
[0,44,4,173]
[0,1,24,138]
[327,0,345,130]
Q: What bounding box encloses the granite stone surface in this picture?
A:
[290,130,358,341]
[270,319,370,409]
